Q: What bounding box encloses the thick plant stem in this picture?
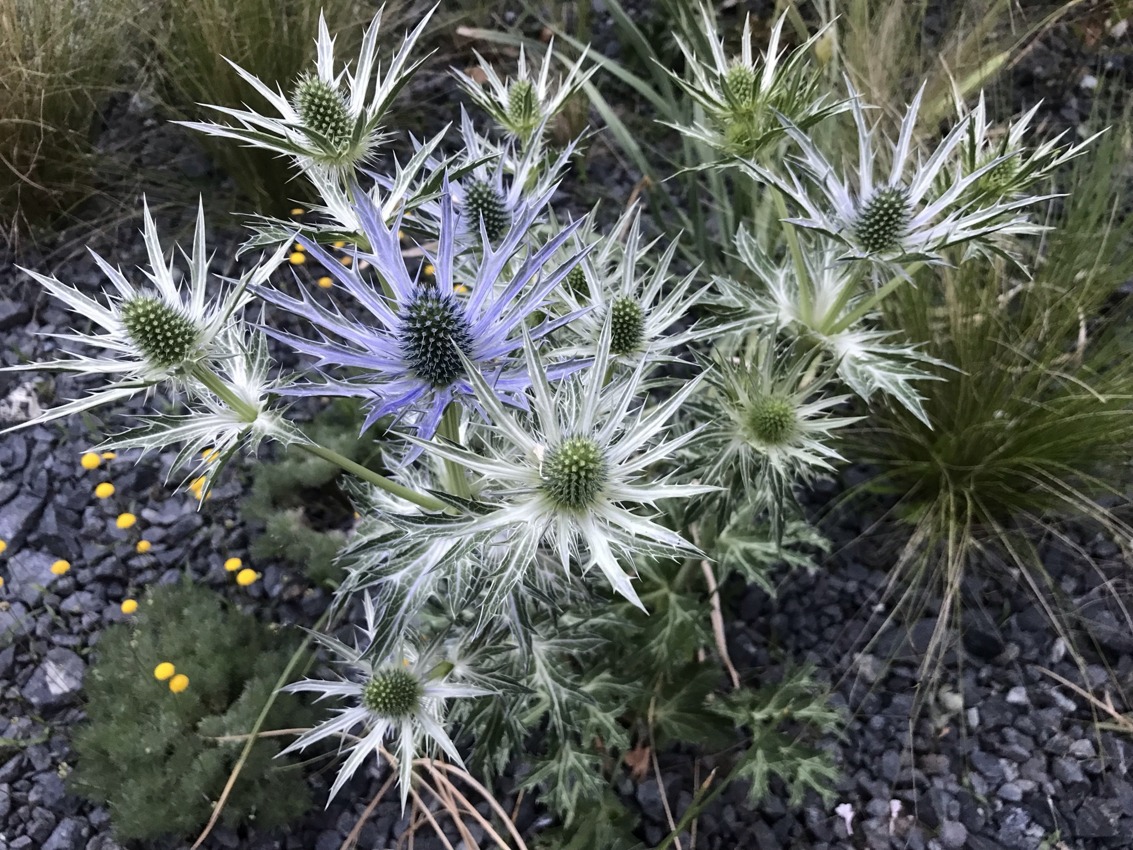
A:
[296,441,447,512]
[437,402,470,499]
[191,364,259,422]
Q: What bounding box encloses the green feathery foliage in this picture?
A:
[70,582,312,840]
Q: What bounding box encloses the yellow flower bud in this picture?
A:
[50,559,71,575]
[80,452,101,470]
[116,513,137,530]
[236,568,259,587]
[153,662,175,681]
[224,557,242,572]
[120,599,138,615]
[169,673,190,693]
[95,482,115,499]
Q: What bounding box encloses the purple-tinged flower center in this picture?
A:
[400,288,474,388]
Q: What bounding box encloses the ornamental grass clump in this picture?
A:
[8,2,1112,842]
[71,582,312,840]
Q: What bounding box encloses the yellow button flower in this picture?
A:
[80,452,101,470]
[224,557,242,572]
[423,263,435,277]
[101,452,117,460]
[236,568,259,587]
[169,673,189,693]
[50,559,71,575]
[293,242,306,253]
[289,251,306,265]
[201,448,220,464]
[116,513,137,530]
[0,538,6,555]
[120,599,138,615]
[135,540,152,554]
[340,256,352,267]
[0,577,5,588]
[317,276,333,289]
[290,207,304,216]
[95,482,115,499]
[153,662,175,681]
[333,240,346,249]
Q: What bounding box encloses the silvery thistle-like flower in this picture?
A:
[667,8,844,158]
[99,323,300,496]
[417,327,716,610]
[281,595,490,808]
[180,6,435,175]
[553,204,709,366]
[257,182,589,446]
[941,90,1097,206]
[393,109,576,246]
[696,340,859,531]
[3,199,286,431]
[720,227,944,425]
[737,83,1052,266]
[454,41,594,146]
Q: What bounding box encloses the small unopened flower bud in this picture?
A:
[855,186,911,254]
[608,297,645,356]
[463,180,511,243]
[506,79,540,137]
[748,396,797,445]
[294,74,352,151]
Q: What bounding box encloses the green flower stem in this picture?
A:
[438,402,471,499]
[773,188,812,323]
[828,262,925,335]
[191,364,259,423]
[295,441,447,513]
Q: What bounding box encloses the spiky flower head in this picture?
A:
[550,204,711,367]
[737,82,1054,267]
[256,179,589,455]
[667,8,846,158]
[692,339,859,534]
[416,327,716,609]
[463,178,512,243]
[3,198,285,432]
[454,41,595,146]
[179,6,436,175]
[282,595,489,809]
[717,226,944,425]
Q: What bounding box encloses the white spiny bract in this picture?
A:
[737,83,1053,267]
[280,595,489,809]
[667,7,844,158]
[454,41,594,146]
[722,227,944,425]
[941,91,1098,206]
[551,204,710,366]
[179,6,435,176]
[4,199,286,431]
[415,330,716,610]
[695,340,859,531]
[98,324,298,497]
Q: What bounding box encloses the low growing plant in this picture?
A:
[70,582,312,841]
[4,2,1113,842]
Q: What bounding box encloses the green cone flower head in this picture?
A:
[747,395,797,446]
[120,296,203,370]
[361,667,424,717]
[607,296,645,356]
[854,186,911,255]
[542,435,608,510]
[454,41,595,145]
[293,73,353,152]
[463,179,512,243]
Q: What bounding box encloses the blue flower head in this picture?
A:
[258,178,588,453]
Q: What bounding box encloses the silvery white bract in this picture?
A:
[281,596,489,809]
[739,83,1052,266]
[99,323,298,495]
[553,204,710,367]
[695,339,858,534]
[417,329,716,610]
[256,183,589,449]
[5,199,286,430]
[181,6,435,175]
[667,7,844,158]
[721,227,944,425]
[454,41,594,146]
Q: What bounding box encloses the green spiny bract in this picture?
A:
[69,582,311,840]
[608,297,645,355]
[293,74,353,152]
[362,668,423,717]
[120,296,201,369]
[541,436,608,510]
[401,289,474,387]
[464,180,511,243]
[854,186,912,254]
[747,396,797,445]
[723,63,759,110]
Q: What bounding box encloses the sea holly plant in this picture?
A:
[3,4,1093,843]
